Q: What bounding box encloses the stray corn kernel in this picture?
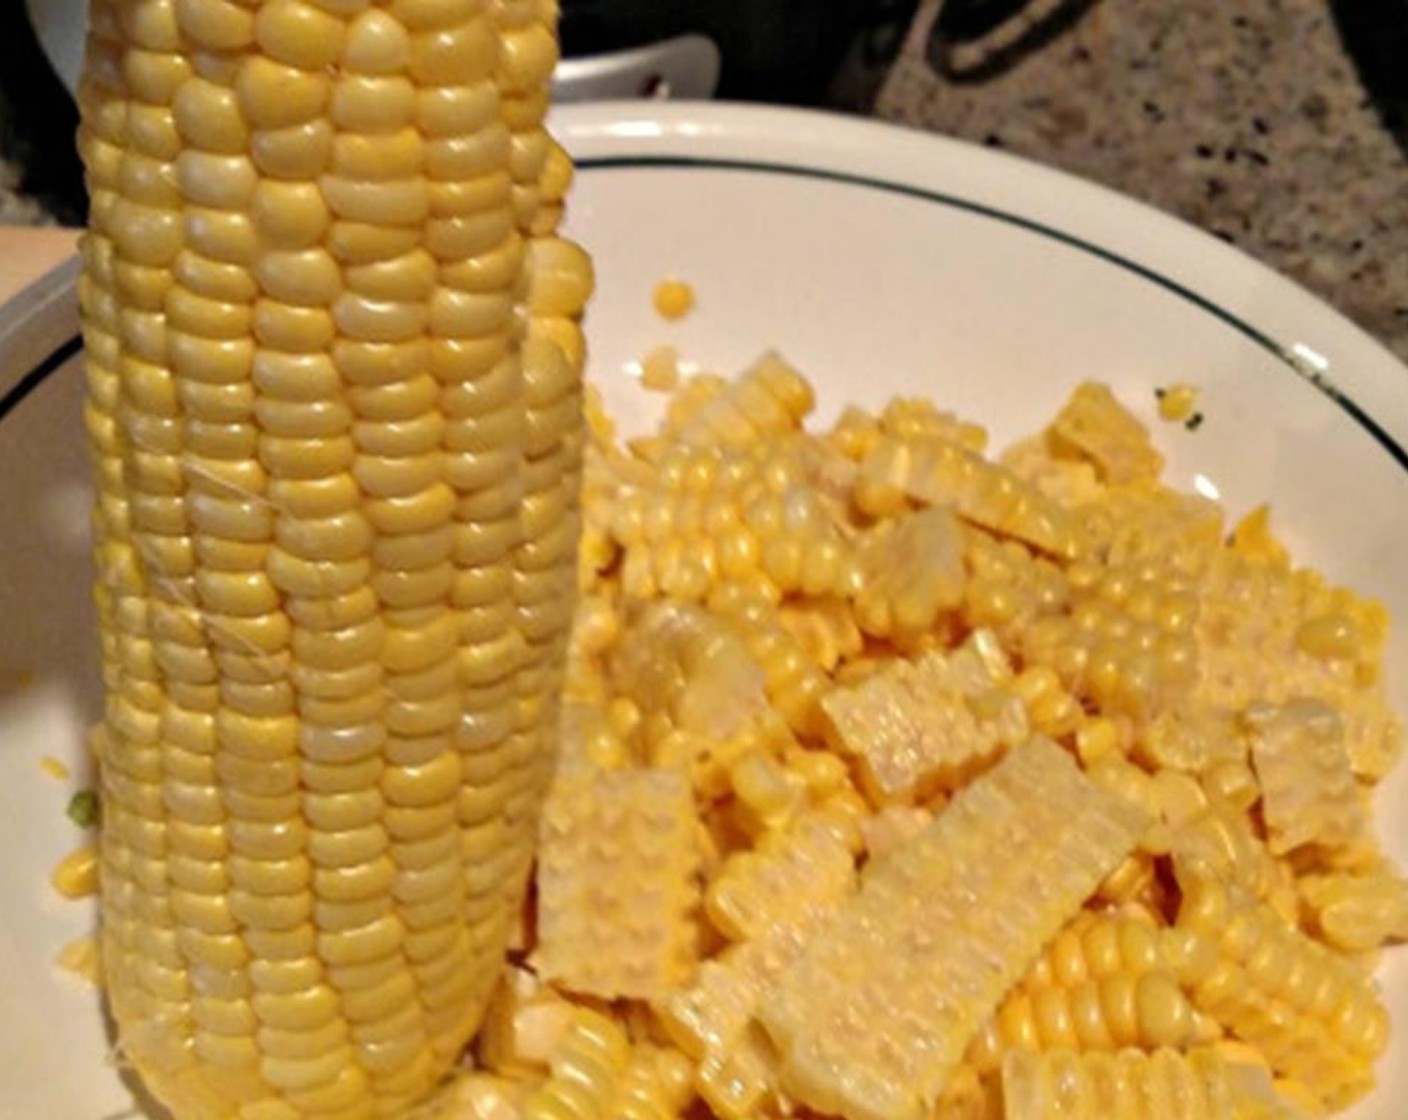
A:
[39,755,71,781]
[55,935,101,986]
[51,844,99,900]
[653,277,695,320]
[1156,383,1200,423]
[639,344,682,392]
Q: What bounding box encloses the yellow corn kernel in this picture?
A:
[652,278,695,321]
[1156,383,1199,423]
[53,843,101,899]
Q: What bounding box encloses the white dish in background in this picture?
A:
[2,102,1405,1118]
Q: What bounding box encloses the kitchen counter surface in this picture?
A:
[876,0,1408,363]
[4,0,1407,363]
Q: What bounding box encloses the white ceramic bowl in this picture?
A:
[2,103,1406,1118]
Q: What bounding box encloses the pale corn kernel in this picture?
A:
[346,251,438,301]
[122,48,193,106]
[236,57,330,131]
[176,150,258,210]
[1074,717,1121,767]
[173,76,250,153]
[322,176,430,227]
[254,249,343,307]
[251,120,334,179]
[330,74,418,133]
[1202,759,1260,815]
[333,128,425,181]
[174,250,259,303]
[498,23,558,89]
[251,301,335,352]
[327,221,423,265]
[342,8,411,74]
[56,935,103,985]
[635,345,682,393]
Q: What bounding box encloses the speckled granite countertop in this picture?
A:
[4,0,1407,363]
[876,0,1408,362]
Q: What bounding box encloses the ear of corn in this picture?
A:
[757,737,1149,1120]
[1242,699,1367,857]
[75,0,590,1114]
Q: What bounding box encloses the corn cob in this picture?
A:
[607,601,783,792]
[671,352,813,448]
[999,1048,1237,1120]
[476,965,577,1078]
[960,530,1067,647]
[1019,556,1199,720]
[608,437,861,604]
[1075,481,1224,572]
[853,433,1080,560]
[521,1008,632,1120]
[1193,550,1401,782]
[823,399,985,467]
[658,907,836,1120]
[516,1007,693,1120]
[1000,433,1105,507]
[704,807,858,943]
[707,583,831,738]
[852,505,966,647]
[819,645,1027,805]
[758,738,1149,1120]
[875,397,988,452]
[1046,381,1165,485]
[534,766,701,1000]
[75,0,589,1114]
[1242,699,1367,857]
